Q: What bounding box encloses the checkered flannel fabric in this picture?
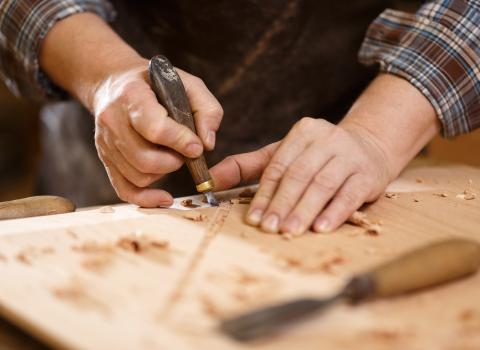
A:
[359,0,480,138]
[0,0,114,102]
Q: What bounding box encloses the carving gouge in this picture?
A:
[220,238,480,341]
[149,56,219,206]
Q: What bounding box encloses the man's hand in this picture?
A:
[39,13,223,207]
[92,61,222,207]
[211,74,440,234]
[211,118,390,234]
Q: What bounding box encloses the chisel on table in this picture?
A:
[149,56,219,206]
[220,238,480,341]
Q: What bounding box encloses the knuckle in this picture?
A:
[132,175,155,188]
[262,161,287,183]
[312,173,338,193]
[136,157,157,174]
[288,160,312,179]
[96,110,114,129]
[295,117,316,133]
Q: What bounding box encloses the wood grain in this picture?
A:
[0,163,480,349]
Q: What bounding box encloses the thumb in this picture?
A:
[210,142,280,191]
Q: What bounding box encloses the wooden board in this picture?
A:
[0,162,480,350]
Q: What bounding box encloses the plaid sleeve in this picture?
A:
[359,0,480,138]
[0,0,115,102]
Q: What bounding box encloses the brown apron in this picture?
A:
[38,0,400,206]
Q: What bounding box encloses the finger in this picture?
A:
[279,157,352,234]
[128,91,203,158]
[178,69,223,151]
[260,142,334,233]
[115,123,184,175]
[100,136,163,188]
[210,142,280,191]
[313,174,371,232]
[103,160,173,208]
[247,123,314,228]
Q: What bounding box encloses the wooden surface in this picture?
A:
[0,162,480,350]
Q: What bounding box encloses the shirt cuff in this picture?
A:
[358,1,480,138]
[1,0,115,102]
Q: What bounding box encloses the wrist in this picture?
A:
[39,12,145,112]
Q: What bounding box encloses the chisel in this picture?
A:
[220,238,480,341]
[149,56,219,206]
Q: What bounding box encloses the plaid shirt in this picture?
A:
[0,1,479,137]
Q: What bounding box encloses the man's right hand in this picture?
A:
[92,61,223,207]
[39,13,223,207]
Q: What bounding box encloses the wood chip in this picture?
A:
[281,233,293,241]
[348,211,382,235]
[81,255,112,272]
[239,188,255,198]
[413,198,420,203]
[15,250,32,265]
[433,192,448,198]
[199,294,223,318]
[116,235,169,254]
[182,211,208,222]
[384,192,400,199]
[98,206,115,213]
[72,241,114,254]
[456,189,476,200]
[237,198,252,204]
[0,253,6,262]
[415,177,424,183]
[180,199,200,208]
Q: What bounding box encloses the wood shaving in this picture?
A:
[281,233,293,241]
[51,279,110,315]
[182,211,208,222]
[278,252,345,274]
[98,206,115,213]
[433,192,448,198]
[180,199,200,208]
[66,229,78,239]
[40,247,55,254]
[384,192,400,199]
[72,241,114,254]
[15,249,34,265]
[81,255,113,272]
[239,198,252,204]
[199,294,223,318]
[348,211,382,236]
[416,178,424,183]
[116,235,169,254]
[413,198,420,203]
[239,188,255,198]
[456,189,476,200]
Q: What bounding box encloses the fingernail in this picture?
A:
[206,131,216,149]
[315,218,331,233]
[284,217,302,234]
[247,209,263,225]
[186,143,203,157]
[262,214,279,233]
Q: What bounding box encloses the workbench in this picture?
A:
[0,161,479,350]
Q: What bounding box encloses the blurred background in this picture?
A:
[2,0,478,206]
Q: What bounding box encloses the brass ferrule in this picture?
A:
[196,179,215,193]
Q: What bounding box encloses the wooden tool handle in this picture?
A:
[148,55,213,192]
[0,196,75,221]
[346,239,480,302]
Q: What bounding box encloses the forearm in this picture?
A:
[39,12,144,111]
[340,73,440,180]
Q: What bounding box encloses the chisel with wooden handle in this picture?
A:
[220,238,480,341]
[148,55,219,206]
[0,196,75,221]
